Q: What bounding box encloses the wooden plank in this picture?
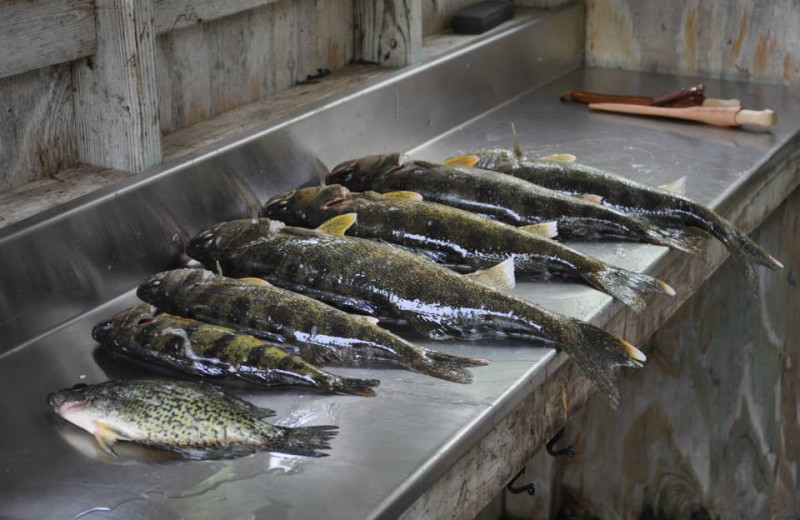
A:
[153,0,283,34]
[584,0,800,85]
[0,0,95,79]
[73,0,162,172]
[157,0,354,134]
[0,165,133,230]
[396,141,800,520]
[354,0,422,67]
[162,64,392,161]
[0,65,77,191]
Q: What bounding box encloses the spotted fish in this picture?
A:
[187,217,646,406]
[326,154,700,254]
[93,304,380,396]
[447,147,783,290]
[48,379,338,459]
[261,184,675,312]
[137,269,486,384]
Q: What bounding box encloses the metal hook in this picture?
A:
[546,427,575,458]
[506,467,535,496]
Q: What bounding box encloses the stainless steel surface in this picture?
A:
[0,3,584,353]
[3,7,800,520]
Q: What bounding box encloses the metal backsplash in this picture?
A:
[0,4,585,353]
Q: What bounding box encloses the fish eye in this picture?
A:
[72,383,88,391]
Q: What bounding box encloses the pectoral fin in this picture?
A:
[240,277,272,286]
[443,155,480,168]
[316,213,357,236]
[511,123,523,157]
[575,193,604,204]
[350,314,380,326]
[540,153,577,163]
[658,176,687,196]
[465,258,516,292]
[92,420,121,458]
[382,191,423,201]
[519,221,558,238]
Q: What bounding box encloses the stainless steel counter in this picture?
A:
[2,3,800,519]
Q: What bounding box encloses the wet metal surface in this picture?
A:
[2,10,800,520]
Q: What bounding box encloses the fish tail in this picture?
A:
[413,350,489,384]
[718,226,783,292]
[560,321,645,408]
[268,425,339,457]
[327,376,381,397]
[586,266,675,313]
[643,224,704,256]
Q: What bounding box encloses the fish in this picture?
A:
[48,379,338,459]
[186,217,646,406]
[445,147,783,290]
[326,154,700,255]
[261,184,675,312]
[93,303,380,397]
[136,268,486,384]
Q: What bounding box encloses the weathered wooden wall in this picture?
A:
[157,0,353,134]
[503,188,800,520]
[518,0,800,85]
[0,65,77,191]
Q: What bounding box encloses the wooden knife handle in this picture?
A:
[588,103,776,128]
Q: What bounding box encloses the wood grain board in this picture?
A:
[73,0,162,172]
[156,0,353,134]
[354,0,422,67]
[0,65,77,191]
[0,0,96,80]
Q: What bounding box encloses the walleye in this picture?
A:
[262,185,675,312]
[48,379,338,459]
[447,147,783,289]
[137,269,486,384]
[93,304,379,396]
[326,154,700,254]
[187,217,646,405]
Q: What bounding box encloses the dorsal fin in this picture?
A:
[240,277,272,286]
[575,193,604,204]
[511,123,522,157]
[658,176,687,196]
[350,314,380,326]
[519,221,558,238]
[382,191,423,201]
[215,260,224,277]
[540,153,577,163]
[443,155,480,168]
[316,213,357,236]
[465,258,516,292]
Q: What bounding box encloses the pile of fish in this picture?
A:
[49,134,782,461]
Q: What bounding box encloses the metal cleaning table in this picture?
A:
[1,4,799,519]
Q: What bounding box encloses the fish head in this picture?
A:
[47,382,114,432]
[327,154,405,190]
[186,218,283,266]
[261,185,355,225]
[92,303,158,349]
[136,268,214,306]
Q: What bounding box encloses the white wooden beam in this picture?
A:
[0,0,96,79]
[153,0,285,34]
[73,0,162,172]
[354,0,422,67]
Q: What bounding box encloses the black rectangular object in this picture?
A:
[452,2,515,35]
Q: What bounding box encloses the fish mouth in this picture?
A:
[321,197,349,209]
